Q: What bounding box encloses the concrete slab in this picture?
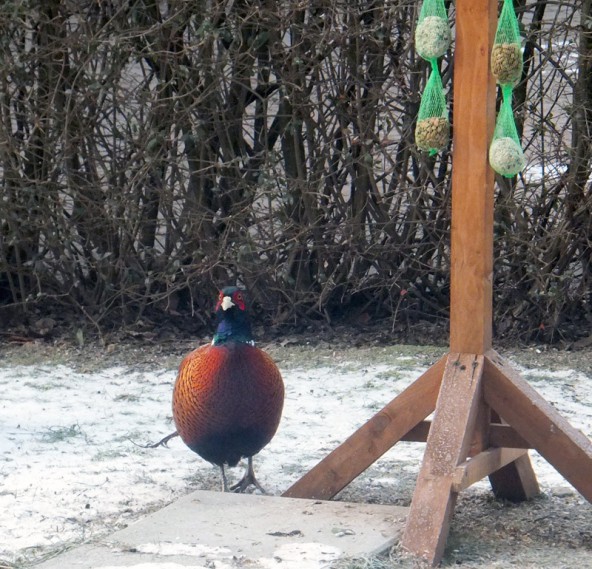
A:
[35,491,407,568]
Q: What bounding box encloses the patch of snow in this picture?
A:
[133,542,232,558]
[98,564,207,569]
[258,542,342,569]
[522,161,567,184]
[0,355,590,566]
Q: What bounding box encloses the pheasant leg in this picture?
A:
[220,465,230,492]
[229,457,267,494]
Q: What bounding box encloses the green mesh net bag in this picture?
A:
[415,0,451,61]
[489,85,525,177]
[491,0,523,85]
[415,61,450,154]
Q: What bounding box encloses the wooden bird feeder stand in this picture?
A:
[283,0,592,565]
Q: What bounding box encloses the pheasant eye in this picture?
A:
[233,291,246,309]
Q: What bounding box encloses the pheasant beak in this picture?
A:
[220,295,235,311]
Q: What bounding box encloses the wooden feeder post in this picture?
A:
[401,0,514,560]
[283,0,592,566]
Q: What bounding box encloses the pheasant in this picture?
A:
[171,286,284,493]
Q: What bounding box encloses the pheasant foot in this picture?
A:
[143,431,179,448]
[229,457,268,494]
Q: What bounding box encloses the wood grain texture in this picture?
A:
[401,353,484,565]
[484,351,592,503]
[449,0,498,354]
[282,355,447,500]
[489,453,541,502]
[488,423,530,448]
[486,408,540,500]
[402,420,531,449]
[452,447,528,492]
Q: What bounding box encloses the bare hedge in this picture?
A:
[0,0,590,342]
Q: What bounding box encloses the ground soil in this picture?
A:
[1,332,590,569]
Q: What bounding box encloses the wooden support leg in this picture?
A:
[282,355,447,500]
[401,353,484,566]
[489,453,540,502]
[484,351,592,502]
[487,408,540,501]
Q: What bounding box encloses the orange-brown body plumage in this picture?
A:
[173,342,284,467]
[172,286,284,491]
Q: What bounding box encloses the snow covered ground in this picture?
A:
[0,346,590,568]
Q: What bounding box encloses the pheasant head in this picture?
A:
[212,286,253,346]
